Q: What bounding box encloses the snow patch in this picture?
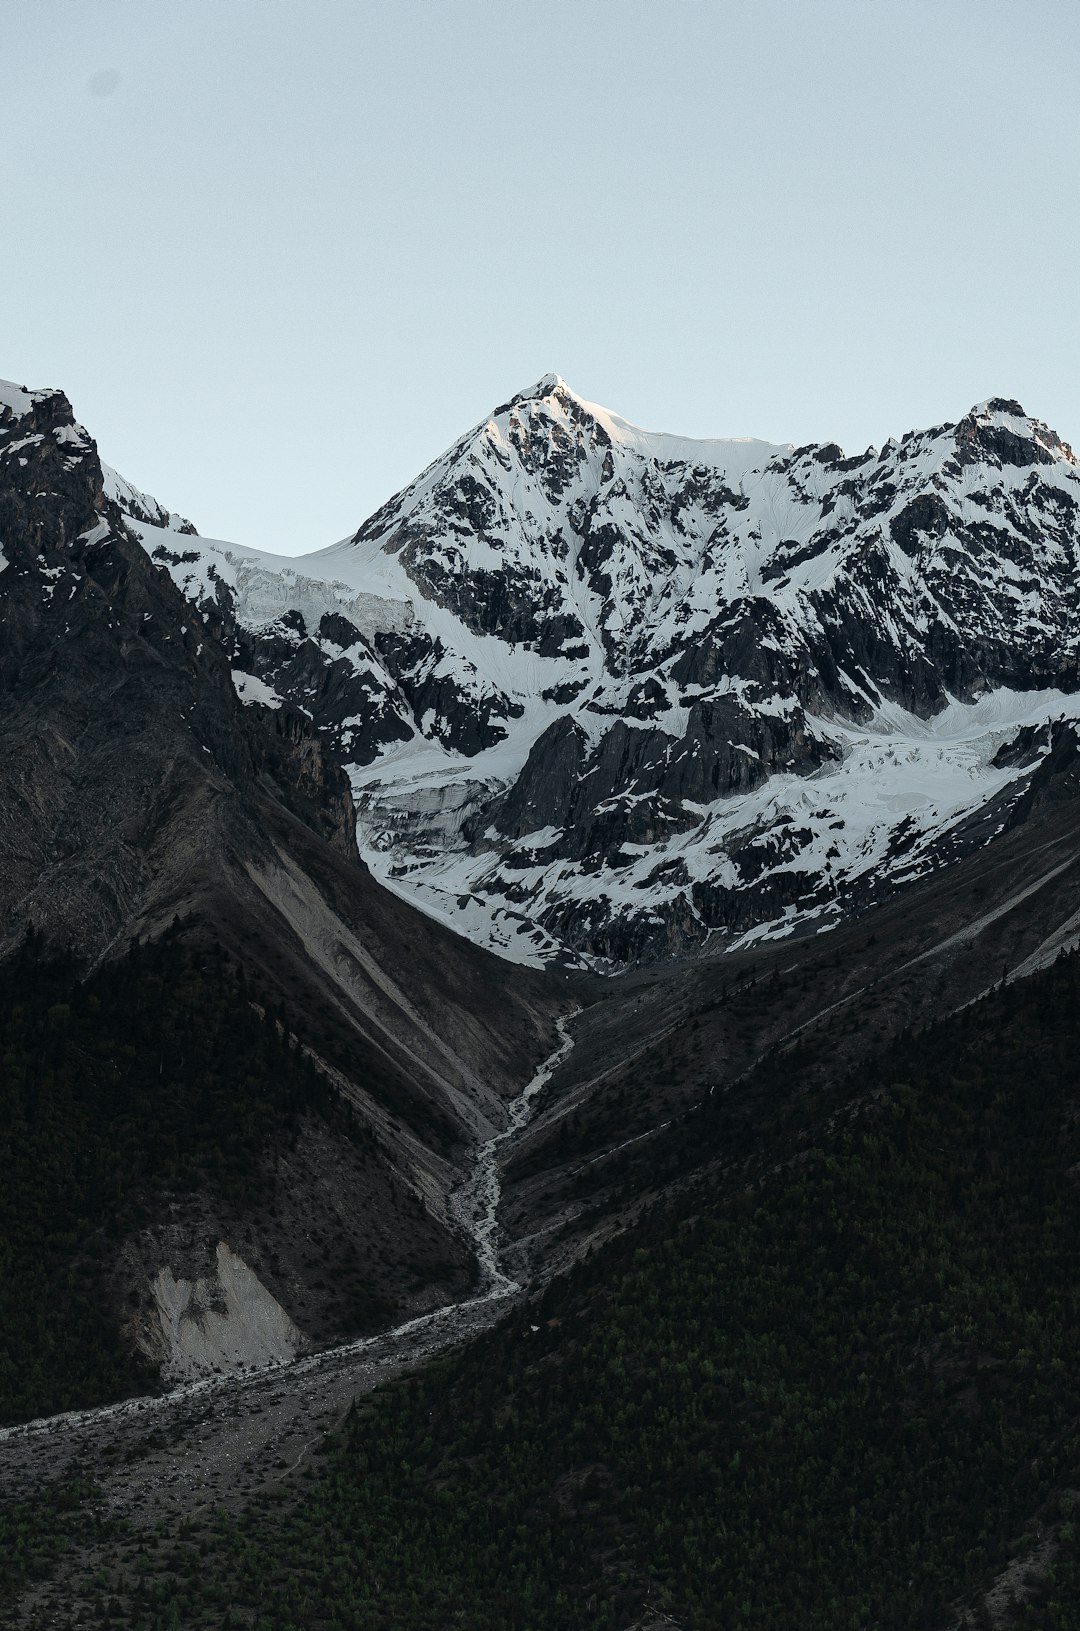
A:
[0,378,41,416]
[232,669,284,708]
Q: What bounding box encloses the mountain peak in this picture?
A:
[505,373,572,410]
[0,378,77,433]
[956,398,1076,467]
[971,396,1029,421]
[17,367,1080,973]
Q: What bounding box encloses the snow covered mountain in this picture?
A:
[63,375,1080,965]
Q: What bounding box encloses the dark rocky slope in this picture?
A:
[498,720,1080,1279]
[0,379,571,1399]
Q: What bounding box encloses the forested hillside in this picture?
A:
[0,931,356,1426]
[75,947,1080,1630]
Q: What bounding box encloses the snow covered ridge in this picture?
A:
[10,372,1080,967]
[101,462,196,537]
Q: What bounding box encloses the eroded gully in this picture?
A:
[0,1011,578,1528]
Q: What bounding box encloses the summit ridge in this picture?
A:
[9,373,1080,967]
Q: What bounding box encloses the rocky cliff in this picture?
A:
[111,375,1080,965]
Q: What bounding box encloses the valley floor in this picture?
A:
[7,787,1080,1626]
[1,1019,580,1625]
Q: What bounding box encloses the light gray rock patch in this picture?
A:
[150,1242,305,1383]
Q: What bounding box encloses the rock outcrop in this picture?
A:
[13,373,1080,968]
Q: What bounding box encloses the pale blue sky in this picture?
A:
[5,0,1079,552]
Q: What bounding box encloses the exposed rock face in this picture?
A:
[147,1242,304,1384]
[12,373,1080,968]
[0,372,575,1385]
[0,379,360,964]
[0,373,571,1261]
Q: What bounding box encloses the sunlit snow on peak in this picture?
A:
[89,373,1080,969]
